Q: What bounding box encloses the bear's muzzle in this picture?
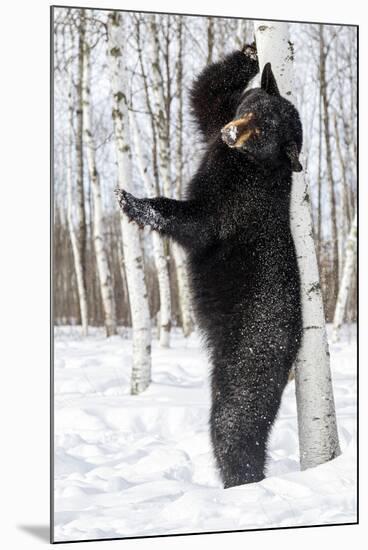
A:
[221,113,260,148]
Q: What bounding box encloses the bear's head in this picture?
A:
[221,63,303,172]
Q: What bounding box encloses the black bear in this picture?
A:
[115,44,303,488]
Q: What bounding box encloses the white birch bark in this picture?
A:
[332,212,357,342]
[66,59,88,336]
[319,27,339,311]
[130,114,171,347]
[254,21,341,469]
[173,17,194,337]
[172,242,194,336]
[107,12,152,394]
[82,37,117,337]
[149,15,172,198]
[75,16,88,299]
[143,15,174,344]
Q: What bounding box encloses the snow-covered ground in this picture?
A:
[53,324,357,542]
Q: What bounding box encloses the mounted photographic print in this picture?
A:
[51,5,358,543]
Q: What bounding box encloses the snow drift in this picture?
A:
[53,325,357,542]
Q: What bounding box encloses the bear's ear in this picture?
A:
[261,63,280,96]
[284,142,303,172]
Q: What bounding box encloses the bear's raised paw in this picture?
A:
[241,42,257,61]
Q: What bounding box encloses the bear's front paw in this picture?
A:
[241,42,257,61]
[114,188,146,227]
[114,187,132,214]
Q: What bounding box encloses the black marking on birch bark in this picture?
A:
[303,191,310,203]
[287,40,295,62]
[118,144,130,153]
[109,12,120,27]
[114,91,125,103]
[110,47,121,58]
[112,108,123,121]
[307,282,321,295]
[161,321,172,332]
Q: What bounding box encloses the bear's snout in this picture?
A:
[221,124,238,146]
[221,113,260,148]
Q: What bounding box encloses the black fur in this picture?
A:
[115,47,303,488]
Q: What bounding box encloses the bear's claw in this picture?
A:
[242,42,258,61]
[115,188,147,228]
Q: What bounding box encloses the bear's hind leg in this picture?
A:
[210,375,285,488]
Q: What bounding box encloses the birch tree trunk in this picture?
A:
[82,33,117,337]
[66,55,89,336]
[150,15,172,198]
[319,26,339,313]
[75,13,88,306]
[332,212,357,342]
[135,19,172,347]
[334,114,351,238]
[334,113,352,286]
[316,93,323,267]
[145,15,175,344]
[207,17,214,65]
[254,21,341,470]
[173,16,194,337]
[130,114,172,347]
[172,243,194,336]
[107,11,152,394]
